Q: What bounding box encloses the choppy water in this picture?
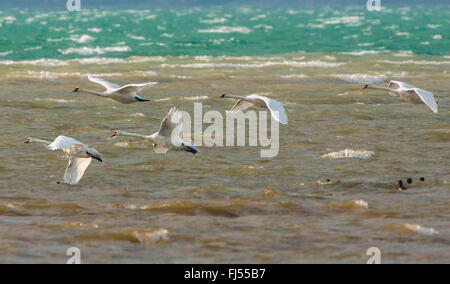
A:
[0,7,449,59]
[0,7,449,263]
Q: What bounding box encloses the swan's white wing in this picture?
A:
[249,94,288,125]
[115,82,157,95]
[227,99,254,113]
[63,157,92,185]
[48,136,85,151]
[158,107,181,136]
[410,88,438,113]
[388,92,398,97]
[389,80,415,90]
[88,75,120,91]
[153,143,170,154]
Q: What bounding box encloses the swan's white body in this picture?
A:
[111,107,198,155]
[364,81,438,113]
[220,94,288,125]
[25,136,102,185]
[74,75,157,104]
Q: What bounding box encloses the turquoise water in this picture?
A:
[0,7,448,60]
[0,6,449,264]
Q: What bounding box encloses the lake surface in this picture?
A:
[0,7,449,263]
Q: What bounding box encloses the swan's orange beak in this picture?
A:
[72,88,79,93]
[110,131,117,137]
[362,85,369,89]
[24,139,30,143]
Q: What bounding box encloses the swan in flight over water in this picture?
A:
[110,107,198,155]
[25,136,102,185]
[220,93,288,125]
[363,81,438,113]
[73,75,157,104]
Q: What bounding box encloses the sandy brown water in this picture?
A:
[0,52,449,263]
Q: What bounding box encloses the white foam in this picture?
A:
[10,71,122,80]
[280,74,308,79]
[378,60,450,65]
[58,46,131,56]
[333,74,387,84]
[321,149,375,159]
[34,98,77,103]
[161,60,343,69]
[133,229,169,243]
[433,34,442,40]
[250,14,267,21]
[200,18,227,24]
[395,32,411,37]
[154,98,172,102]
[71,34,95,44]
[184,96,208,101]
[254,24,273,30]
[2,16,16,22]
[127,34,146,40]
[0,51,12,56]
[0,58,68,66]
[426,24,440,29]
[47,38,66,42]
[404,224,439,236]
[170,75,192,79]
[24,46,42,51]
[322,16,362,26]
[393,50,414,57]
[88,28,102,33]
[74,57,127,64]
[137,71,158,77]
[198,26,252,34]
[353,200,369,209]
[341,50,382,56]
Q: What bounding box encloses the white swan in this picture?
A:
[110,107,198,155]
[73,75,157,104]
[25,136,102,185]
[363,81,438,113]
[220,93,288,125]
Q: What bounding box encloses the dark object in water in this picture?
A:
[397,180,407,191]
[420,177,425,182]
[407,178,413,184]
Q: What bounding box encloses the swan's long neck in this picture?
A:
[225,94,252,102]
[33,138,52,145]
[370,86,397,93]
[120,131,153,141]
[78,89,107,97]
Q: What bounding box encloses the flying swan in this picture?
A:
[25,136,102,185]
[220,93,288,124]
[363,81,438,113]
[110,107,198,154]
[73,75,157,104]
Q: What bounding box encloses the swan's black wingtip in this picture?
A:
[135,97,150,102]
